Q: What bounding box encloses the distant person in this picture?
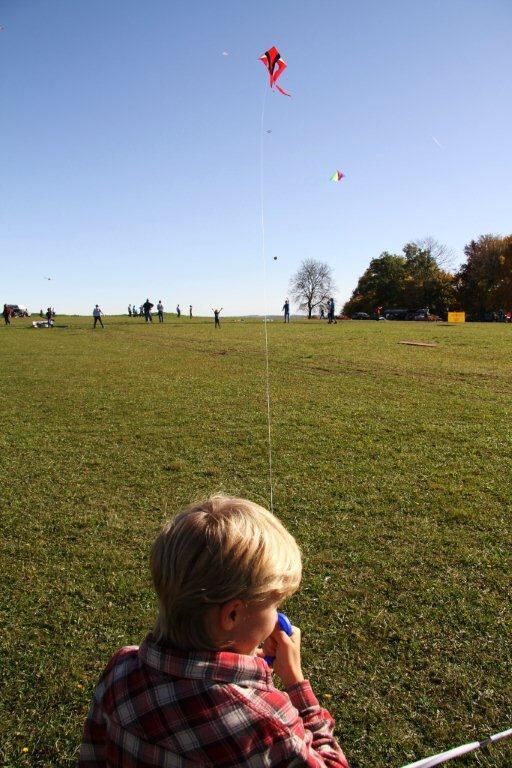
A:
[212,307,223,328]
[176,304,181,318]
[320,307,325,320]
[93,305,104,329]
[157,300,164,323]
[327,298,336,324]
[128,304,132,317]
[39,308,44,318]
[283,299,290,323]
[189,305,193,319]
[143,299,154,323]
[46,307,53,327]
[3,304,11,325]
[139,304,144,317]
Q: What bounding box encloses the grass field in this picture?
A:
[1,315,511,768]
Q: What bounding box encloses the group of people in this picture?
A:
[127,302,193,322]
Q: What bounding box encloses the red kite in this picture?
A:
[259,46,290,96]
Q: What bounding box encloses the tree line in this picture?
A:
[342,234,512,319]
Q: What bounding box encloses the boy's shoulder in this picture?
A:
[94,645,139,696]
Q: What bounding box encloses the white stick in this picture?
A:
[400,728,512,768]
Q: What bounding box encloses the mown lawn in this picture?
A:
[1,315,510,767]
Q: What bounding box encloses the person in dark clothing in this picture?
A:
[212,307,223,328]
[327,298,336,324]
[3,304,11,325]
[46,307,53,327]
[143,299,154,323]
[189,305,193,318]
[283,299,290,323]
[93,305,104,328]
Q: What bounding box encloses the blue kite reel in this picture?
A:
[264,611,293,665]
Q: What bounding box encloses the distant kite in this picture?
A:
[222,51,229,56]
[259,46,290,96]
[330,171,345,182]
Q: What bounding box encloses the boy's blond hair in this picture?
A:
[150,494,302,650]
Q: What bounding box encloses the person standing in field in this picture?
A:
[46,307,53,327]
[93,305,104,328]
[3,304,11,325]
[157,300,164,323]
[283,298,290,323]
[327,298,336,324]
[128,304,132,317]
[143,299,154,323]
[212,307,222,328]
[189,305,193,318]
[176,304,181,318]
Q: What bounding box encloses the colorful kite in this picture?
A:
[330,171,345,182]
[259,46,290,96]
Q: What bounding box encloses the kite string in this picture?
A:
[259,85,274,514]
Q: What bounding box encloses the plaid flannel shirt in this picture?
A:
[79,634,349,767]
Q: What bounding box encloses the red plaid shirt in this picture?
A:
[79,634,349,767]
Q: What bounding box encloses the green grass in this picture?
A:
[1,315,511,767]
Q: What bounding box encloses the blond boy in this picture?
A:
[79,495,349,767]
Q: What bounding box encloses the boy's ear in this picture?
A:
[219,599,245,632]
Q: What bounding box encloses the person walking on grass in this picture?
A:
[189,305,193,318]
[143,298,154,323]
[46,307,53,327]
[157,300,164,323]
[3,304,11,325]
[176,304,181,318]
[212,307,223,328]
[93,305,104,328]
[283,298,290,323]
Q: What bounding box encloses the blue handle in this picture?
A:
[264,611,293,666]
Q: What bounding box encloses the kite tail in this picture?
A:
[275,84,291,97]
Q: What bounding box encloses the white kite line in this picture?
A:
[259,83,273,514]
[399,727,512,768]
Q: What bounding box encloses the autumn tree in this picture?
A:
[456,234,512,315]
[289,259,336,318]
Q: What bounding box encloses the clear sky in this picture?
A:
[2,0,511,316]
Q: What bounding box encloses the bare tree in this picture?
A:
[414,237,455,270]
[289,259,336,318]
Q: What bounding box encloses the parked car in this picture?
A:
[5,304,29,317]
[383,309,408,320]
[352,312,371,320]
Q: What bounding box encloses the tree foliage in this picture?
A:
[289,259,336,318]
[344,241,456,316]
[455,234,512,316]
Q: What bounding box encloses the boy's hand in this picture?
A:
[262,623,304,688]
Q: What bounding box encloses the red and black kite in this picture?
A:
[259,46,290,96]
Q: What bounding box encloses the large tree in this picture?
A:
[343,240,456,316]
[342,252,407,316]
[456,234,512,316]
[289,259,336,318]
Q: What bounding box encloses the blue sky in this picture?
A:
[1,0,511,316]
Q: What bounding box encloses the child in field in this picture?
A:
[79,495,349,767]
